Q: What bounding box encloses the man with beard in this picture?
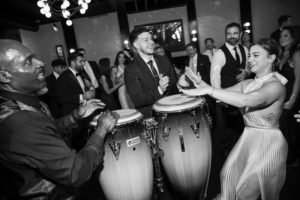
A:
[210,22,250,158]
[125,27,178,117]
[57,52,95,116]
[57,52,96,150]
[0,39,118,199]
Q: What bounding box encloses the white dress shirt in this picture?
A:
[188,53,198,73]
[53,71,60,79]
[139,54,163,95]
[203,48,218,63]
[210,43,248,88]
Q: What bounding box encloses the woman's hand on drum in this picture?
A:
[95,111,119,138]
[76,99,106,119]
[181,81,213,97]
[185,67,202,87]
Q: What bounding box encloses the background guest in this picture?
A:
[202,37,218,63]
[278,25,300,167]
[241,32,252,50]
[113,51,135,109]
[210,22,250,158]
[97,58,122,110]
[271,14,292,42]
[40,59,67,118]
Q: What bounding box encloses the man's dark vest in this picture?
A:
[220,44,246,88]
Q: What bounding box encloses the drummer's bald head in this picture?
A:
[0,39,27,71]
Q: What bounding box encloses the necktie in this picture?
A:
[147,60,159,85]
[233,47,240,64]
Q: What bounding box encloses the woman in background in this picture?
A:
[241,32,252,50]
[181,38,288,200]
[113,51,135,109]
[278,25,300,167]
[97,58,122,110]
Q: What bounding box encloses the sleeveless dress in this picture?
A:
[116,65,135,109]
[219,73,288,200]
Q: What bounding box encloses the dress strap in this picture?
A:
[273,72,288,85]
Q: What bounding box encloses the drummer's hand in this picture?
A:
[76,99,106,119]
[185,67,201,87]
[159,74,169,92]
[95,111,119,138]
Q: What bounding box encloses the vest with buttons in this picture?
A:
[220,44,246,88]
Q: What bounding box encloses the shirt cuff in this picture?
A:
[79,94,84,103]
[158,86,163,95]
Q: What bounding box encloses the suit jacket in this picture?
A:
[40,73,62,118]
[271,29,281,42]
[184,54,211,84]
[56,69,84,115]
[125,54,178,117]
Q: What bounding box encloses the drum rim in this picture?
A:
[153,96,205,114]
[116,114,143,127]
[153,103,203,114]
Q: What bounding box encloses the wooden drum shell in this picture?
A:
[99,122,153,200]
[154,107,212,200]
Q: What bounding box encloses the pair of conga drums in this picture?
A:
[95,94,211,200]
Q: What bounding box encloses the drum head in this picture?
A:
[90,109,143,127]
[114,109,143,126]
[153,94,204,113]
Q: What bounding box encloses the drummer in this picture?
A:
[0,39,119,199]
[124,27,179,118]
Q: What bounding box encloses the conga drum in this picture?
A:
[93,109,153,200]
[153,94,212,200]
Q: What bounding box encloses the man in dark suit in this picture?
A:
[184,42,211,84]
[77,48,99,88]
[125,27,178,117]
[56,52,96,150]
[40,59,67,118]
[57,52,95,116]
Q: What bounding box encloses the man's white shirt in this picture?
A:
[210,43,248,88]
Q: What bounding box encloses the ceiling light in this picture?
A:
[37,0,91,25]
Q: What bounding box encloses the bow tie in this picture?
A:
[76,72,81,77]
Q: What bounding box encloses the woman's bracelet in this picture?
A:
[209,87,215,96]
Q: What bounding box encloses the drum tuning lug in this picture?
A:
[153,148,164,158]
[109,141,121,160]
[162,127,170,141]
[191,123,200,138]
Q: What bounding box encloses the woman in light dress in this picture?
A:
[112,51,135,109]
[180,38,288,200]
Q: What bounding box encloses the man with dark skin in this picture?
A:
[0,39,118,199]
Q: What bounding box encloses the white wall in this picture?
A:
[20,22,66,76]
[195,0,241,52]
[73,12,122,65]
[128,6,189,57]
[251,0,300,40]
